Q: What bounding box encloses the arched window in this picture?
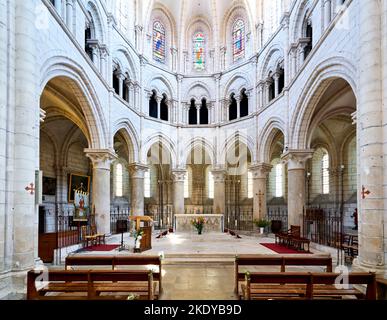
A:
[122,74,129,102]
[144,171,151,198]
[240,89,248,118]
[229,94,237,121]
[200,98,208,125]
[193,32,205,71]
[153,21,166,63]
[160,94,168,121]
[233,19,245,62]
[304,19,313,60]
[149,91,158,118]
[247,171,253,199]
[322,153,330,194]
[269,78,275,102]
[208,171,214,199]
[115,163,123,197]
[112,68,120,95]
[184,170,189,198]
[275,163,283,197]
[189,99,197,125]
[85,24,93,60]
[278,67,285,95]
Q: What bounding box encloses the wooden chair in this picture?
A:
[81,225,97,248]
[91,225,105,245]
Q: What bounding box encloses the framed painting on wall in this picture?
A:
[68,173,90,203]
[43,177,56,195]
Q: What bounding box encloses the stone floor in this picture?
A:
[62,231,329,300]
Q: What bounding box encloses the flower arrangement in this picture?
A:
[132,230,144,249]
[191,217,207,234]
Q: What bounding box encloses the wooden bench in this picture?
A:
[65,255,163,293]
[242,272,376,300]
[235,255,332,296]
[27,269,155,300]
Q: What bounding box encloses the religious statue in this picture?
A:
[351,208,358,230]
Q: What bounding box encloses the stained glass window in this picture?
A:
[233,19,245,62]
[193,32,205,71]
[153,21,165,63]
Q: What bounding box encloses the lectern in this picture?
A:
[129,216,153,252]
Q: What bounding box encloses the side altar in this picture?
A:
[174,214,224,233]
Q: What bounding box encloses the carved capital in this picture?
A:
[128,163,148,179]
[281,149,314,170]
[249,163,273,179]
[85,149,117,170]
[171,169,186,182]
[211,169,227,183]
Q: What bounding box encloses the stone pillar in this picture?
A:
[265,80,271,105]
[117,72,125,98]
[236,96,241,119]
[250,164,272,221]
[282,150,313,231]
[273,73,280,98]
[324,0,332,29]
[12,0,39,271]
[258,82,264,109]
[196,104,200,124]
[291,46,297,78]
[124,79,131,103]
[65,0,73,31]
[355,0,385,272]
[171,170,186,216]
[156,96,161,119]
[99,46,108,79]
[211,169,227,214]
[128,164,148,216]
[85,149,117,235]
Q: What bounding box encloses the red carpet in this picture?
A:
[261,243,312,254]
[83,244,120,251]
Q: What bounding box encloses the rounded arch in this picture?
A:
[220,132,255,165]
[141,133,177,168]
[290,0,312,43]
[112,120,140,164]
[40,56,109,149]
[111,46,139,81]
[86,0,106,43]
[184,81,213,102]
[182,137,216,168]
[290,57,357,149]
[146,74,176,98]
[259,43,284,79]
[223,72,252,97]
[259,118,286,163]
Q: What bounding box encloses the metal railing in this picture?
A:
[225,207,254,231]
[110,207,131,234]
[267,207,288,232]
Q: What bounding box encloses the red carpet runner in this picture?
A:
[261,243,312,254]
[83,244,120,251]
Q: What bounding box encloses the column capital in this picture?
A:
[171,169,186,182]
[249,163,273,179]
[273,72,281,81]
[84,149,117,169]
[211,169,227,182]
[128,163,148,178]
[281,149,314,170]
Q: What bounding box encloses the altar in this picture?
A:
[174,214,224,233]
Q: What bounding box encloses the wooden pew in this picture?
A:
[65,255,163,293]
[27,269,155,300]
[242,272,376,300]
[234,255,332,296]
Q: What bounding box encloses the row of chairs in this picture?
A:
[80,225,105,247]
[275,225,310,252]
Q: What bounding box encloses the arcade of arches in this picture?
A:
[1,0,387,299]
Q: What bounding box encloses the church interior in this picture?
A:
[1,0,387,301]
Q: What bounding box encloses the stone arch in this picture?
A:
[220,132,255,165]
[112,120,140,164]
[86,0,106,43]
[40,56,109,149]
[259,43,284,80]
[259,118,286,163]
[290,0,312,43]
[224,73,252,97]
[112,46,139,81]
[146,74,175,98]
[141,133,177,168]
[290,57,357,149]
[184,81,212,102]
[182,137,216,168]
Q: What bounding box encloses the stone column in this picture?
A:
[258,82,264,109]
[124,79,131,103]
[85,149,117,235]
[265,80,271,105]
[12,0,39,271]
[171,170,186,216]
[211,169,227,214]
[282,150,313,231]
[99,46,108,79]
[65,0,73,31]
[157,96,161,119]
[291,46,297,78]
[236,96,241,119]
[324,0,332,29]
[196,104,200,124]
[128,164,148,216]
[250,164,272,221]
[355,0,385,272]
[273,72,280,98]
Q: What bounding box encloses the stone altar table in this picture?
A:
[174,214,224,233]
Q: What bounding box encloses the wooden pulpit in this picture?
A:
[129,216,153,252]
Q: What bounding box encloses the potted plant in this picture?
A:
[254,219,271,234]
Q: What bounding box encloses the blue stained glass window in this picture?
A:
[153,21,165,63]
[233,19,245,62]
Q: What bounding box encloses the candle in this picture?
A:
[160,219,163,227]
[235,219,237,227]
